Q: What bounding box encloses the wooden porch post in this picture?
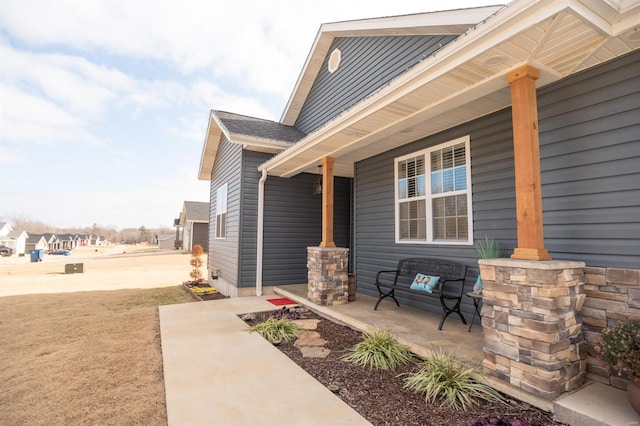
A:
[320,156,336,248]
[507,65,551,261]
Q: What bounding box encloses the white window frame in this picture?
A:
[394,135,473,245]
[215,184,227,239]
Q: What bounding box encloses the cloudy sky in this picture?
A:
[0,0,496,230]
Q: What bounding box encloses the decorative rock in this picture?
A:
[299,346,331,358]
[294,331,328,348]
[292,319,320,330]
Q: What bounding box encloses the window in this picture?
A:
[215,184,227,239]
[395,136,472,244]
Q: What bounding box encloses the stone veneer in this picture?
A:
[582,266,640,390]
[307,247,349,306]
[479,258,587,401]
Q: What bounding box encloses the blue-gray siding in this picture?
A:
[295,35,456,134]
[354,49,640,320]
[192,222,209,252]
[208,136,242,287]
[238,150,352,288]
[537,49,640,267]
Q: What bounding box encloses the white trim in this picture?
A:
[394,135,473,245]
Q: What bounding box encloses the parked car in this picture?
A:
[0,245,14,256]
[50,249,71,256]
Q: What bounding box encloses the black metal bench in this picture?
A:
[374,258,468,330]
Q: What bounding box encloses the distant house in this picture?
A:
[0,222,29,255]
[76,234,90,246]
[57,234,77,250]
[6,230,29,255]
[156,233,176,250]
[0,222,11,238]
[175,201,209,253]
[42,233,59,251]
[25,234,48,252]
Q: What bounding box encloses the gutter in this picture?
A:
[256,168,268,296]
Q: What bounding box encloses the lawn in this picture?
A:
[0,286,194,426]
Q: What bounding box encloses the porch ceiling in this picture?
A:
[261,0,640,178]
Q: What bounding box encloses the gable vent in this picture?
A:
[328,48,341,73]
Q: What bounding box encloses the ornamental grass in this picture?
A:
[403,349,503,411]
[342,328,414,370]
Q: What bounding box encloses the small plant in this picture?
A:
[342,328,413,370]
[248,317,302,344]
[475,236,501,259]
[189,244,204,282]
[403,349,503,411]
[272,306,307,320]
[595,319,640,379]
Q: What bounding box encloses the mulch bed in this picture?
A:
[182,282,228,301]
[243,307,561,426]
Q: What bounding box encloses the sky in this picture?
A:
[0,0,497,230]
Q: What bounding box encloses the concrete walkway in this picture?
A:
[159,296,370,426]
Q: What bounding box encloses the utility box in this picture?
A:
[65,263,84,274]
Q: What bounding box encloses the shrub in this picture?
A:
[248,317,302,344]
[403,349,503,411]
[342,328,414,370]
[595,319,640,379]
[189,244,204,282]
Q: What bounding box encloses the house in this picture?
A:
[56,233,77,250]
[174,201,210,253]
[25,234,48,252]
[199,112,351,296]
[76,234,90,246]
[199,0,639,406]
[0,222,11,238]
[156,233,177,250]
[1,223,29,255]
[42,233,59,252]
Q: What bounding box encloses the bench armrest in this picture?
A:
[375,270,399,286]
[438,278,465,298]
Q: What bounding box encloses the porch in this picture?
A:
[273,283,484,364]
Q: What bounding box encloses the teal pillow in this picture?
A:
[473,276,482,293]
[410,273,440,293]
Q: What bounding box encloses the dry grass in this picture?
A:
[0,286,194,426]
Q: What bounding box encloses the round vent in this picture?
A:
[328,48,341,74]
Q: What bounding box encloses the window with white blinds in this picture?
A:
[394,136,472,244]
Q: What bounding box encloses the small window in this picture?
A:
[395,136,473,245]
[215,184,227,239]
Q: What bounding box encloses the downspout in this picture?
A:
[256,168,268,296]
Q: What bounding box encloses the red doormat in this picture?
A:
[267,297,296,306]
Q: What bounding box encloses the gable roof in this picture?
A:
[26,234,46,244]
[260,0,640,178]
[181,201,210,224]
[280,5,505,126]
[198,111,306,180]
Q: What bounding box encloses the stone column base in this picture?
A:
[307,247,349,306]
[479,258,587,400]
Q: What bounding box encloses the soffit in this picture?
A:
[263,0,640,178]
